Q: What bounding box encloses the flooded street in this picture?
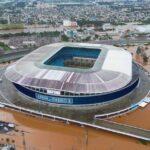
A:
[110,103,150,130]
[0,108,149,150]
[0,25,63,34]
[126,45,150,72]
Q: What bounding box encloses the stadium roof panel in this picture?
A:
[5,43,132,94]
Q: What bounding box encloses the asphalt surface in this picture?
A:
[0,49,34,63]
[0,66,14,104]
[92,38,150,45]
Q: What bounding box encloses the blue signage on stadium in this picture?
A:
[13,79,139,105]
[35,93,73,104]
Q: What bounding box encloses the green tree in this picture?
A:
[95,34,99,39]
[16,2,26,8]
[0,42,11,51]
[61,35,69,42]
[142,53,149,63]
[136,46,142,55]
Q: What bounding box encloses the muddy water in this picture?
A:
[0,26,63,34]
[0,108,150,150]
[126,46,150,72]
[111,104,150,130]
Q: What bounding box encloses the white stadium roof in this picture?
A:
[5,43,132,94]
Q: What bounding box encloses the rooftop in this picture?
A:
[5,43,132,94]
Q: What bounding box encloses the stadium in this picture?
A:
[5,43,139,106]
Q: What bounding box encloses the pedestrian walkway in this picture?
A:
[95,119,150,141]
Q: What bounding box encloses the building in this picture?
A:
[22,41,36,48]
[102,23,114,31]
[63,20,78,28]
[64,30,77,38]
[63,20,78,38]
[5,43,139,105]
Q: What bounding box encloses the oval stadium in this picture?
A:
[5,43,139,106]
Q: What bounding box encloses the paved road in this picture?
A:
[0,49,34,63]
[92,39,150,45]
[95,119,150,141]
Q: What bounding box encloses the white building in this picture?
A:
[102,23,114,31]
[63,20,78,28]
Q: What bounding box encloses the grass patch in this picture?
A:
[0,24,24,30]
[139,139,148,145]
[0,42,11,51]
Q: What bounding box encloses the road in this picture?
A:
[0,49,34,63]
[92,38,150,45]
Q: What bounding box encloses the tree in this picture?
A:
[142,53,149,63]
[16,2,26,8]
[61,35,69,42]
[95,34,99,39]
[82,36,91,42]
[145,46,148,50]
[0,48,4,55]
[136,46,142,55]
[0,19,7,24]
[12,139,15,143]
[6,138,10,143]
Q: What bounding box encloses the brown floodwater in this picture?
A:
[126,45,150,72]
[110,104,150,130]
[0,108,150,150]
[0,25,63,34]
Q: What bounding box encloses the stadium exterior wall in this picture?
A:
[13,78,139,105]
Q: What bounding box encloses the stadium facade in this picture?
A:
[5,43,139,105]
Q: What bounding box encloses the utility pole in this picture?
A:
[7,15,10,24]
